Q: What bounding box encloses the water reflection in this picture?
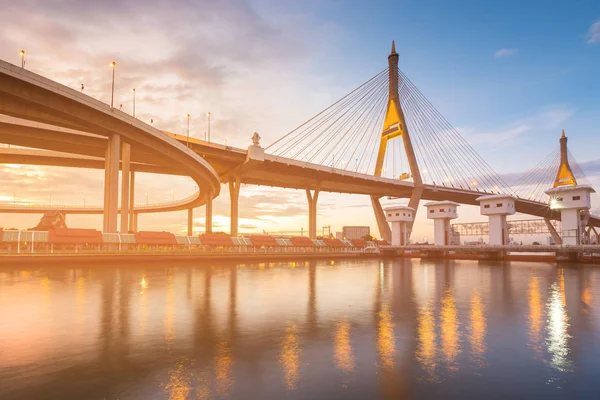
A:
[528,276,544,355]
[416,302,437,381]
[546,273,572,372]
[164,273,176,346]
[164,358,193,400]
[1,261,599,400]
[334,320,355,373]
[468,290,486,366]
[377,303,395,369]
[280,323,301,390]
[214,339,234,396]
[440,288,461,371]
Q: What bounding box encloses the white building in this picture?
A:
[384,205,414,246]
[424,201,460,246]
[476,194,516,245]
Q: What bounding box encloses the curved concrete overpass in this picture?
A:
[0,60,220,232]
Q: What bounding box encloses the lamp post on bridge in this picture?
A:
[109,61,116,108]
[207,112,211,143]
[132,88,136,118]
[20,50,25,68]
[185,114,191,147]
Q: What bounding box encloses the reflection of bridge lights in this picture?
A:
[377,303,395,368]
[416,303,437,380]
[280,324,301,389]
[334,320,355,373]
[140,276,148,290]
[528,277,543,354]
[546,280,572,372]
[469,291,486,366]
[441,288,460,369]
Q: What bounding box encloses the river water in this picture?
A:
[1,259,599,399]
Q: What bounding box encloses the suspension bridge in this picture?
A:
[0,42,597,243]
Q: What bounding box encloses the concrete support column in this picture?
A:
[205,190,213,233]
[229,177,241,236]
[131,212,138,232]
[371,195,392,242]
[120,142,131,233]
[488,214,508,245]
[187,208,194,236]
[306,185,320,239]
[103,134,120,233]
[433,219,450,245]
[128,171,135,232]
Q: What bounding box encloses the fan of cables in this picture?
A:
[513,147,590,202]
[267,67,513,194]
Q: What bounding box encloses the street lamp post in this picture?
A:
[110,61,116,108]
[185,114,191,147]
[132,88,136,117]
[207,112,211,143]
[20,50,25,68]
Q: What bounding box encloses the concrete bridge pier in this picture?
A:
[306,185,320,239]
[128,171,135,232]
[103,134,121,233]
[205,190,213,233]
[229,176,241,236]
[187,208,194,236]
[120,142,131,233]
[131,212,138,232]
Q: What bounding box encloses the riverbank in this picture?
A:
[0,251,384,266]
[2,249,599,267]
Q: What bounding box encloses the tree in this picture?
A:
[361,234,375,241]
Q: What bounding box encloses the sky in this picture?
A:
[0,0,599,241]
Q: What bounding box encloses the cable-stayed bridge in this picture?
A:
[0,42,597,241]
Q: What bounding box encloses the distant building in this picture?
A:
[342,226,370,240]
[449,227,461,245]
[335,232,344,240]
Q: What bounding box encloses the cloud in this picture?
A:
[586,20,600,44]
[460,106,573,146]
[493,48,518,58]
